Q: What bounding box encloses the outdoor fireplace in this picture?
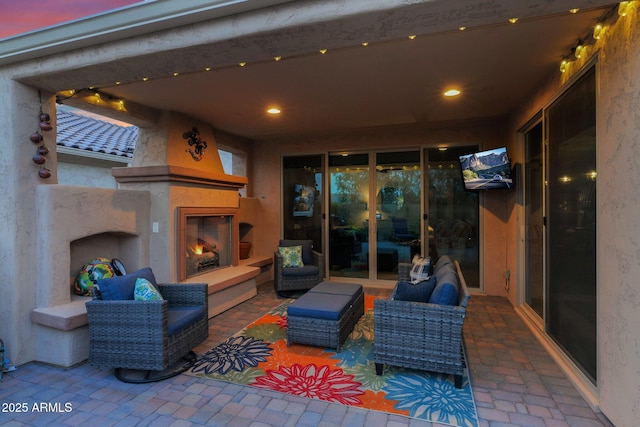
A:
[177,207,239,281]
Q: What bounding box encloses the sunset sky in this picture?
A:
[0,0,140,39]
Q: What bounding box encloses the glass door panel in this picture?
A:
[546,67,597,382]
[282,155,323,252]
[328,153,369,279]
[375,151,421,280]
[426,147,480,288]
[524,121,544,318]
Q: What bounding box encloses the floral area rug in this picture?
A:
[187,295,478,427]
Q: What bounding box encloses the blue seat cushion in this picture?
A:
[392,276,437,302]
[167,306,206,336]
[428,271,459,306]
[308,281,363,305]
[287,293,352,321]
[282,265,319,276]
[97,267,157,300]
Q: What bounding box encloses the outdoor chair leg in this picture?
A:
[375,363,384,375]
[454,374,463,389]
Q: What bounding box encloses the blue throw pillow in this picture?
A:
[428,271,459,306]
[392,276,436,302]
[97,267,157,300]
[134,278,163,301]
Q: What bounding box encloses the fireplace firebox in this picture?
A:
[177,207,239,281]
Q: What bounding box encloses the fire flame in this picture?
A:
[192,244,204,255]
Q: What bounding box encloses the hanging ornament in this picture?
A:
[30,132,43,143]
[34,90,53,179]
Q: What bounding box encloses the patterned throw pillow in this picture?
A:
[134,277,163,301]
[278,245,304,267]
[410,255,433,283]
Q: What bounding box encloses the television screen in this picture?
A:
[458,147,512,190]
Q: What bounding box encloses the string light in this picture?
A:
[593,23,604,39]
[618,1,631,16]
[573,40,585,58]
[559,58,570,73]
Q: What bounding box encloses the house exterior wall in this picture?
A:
[58,162,119,188]
[504,7,640,426]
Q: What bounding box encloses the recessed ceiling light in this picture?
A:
[508,17,519,24]
[408,35,417,40]
[444,89,461,97]
[458,26,466,31]
[569,8,580,14]
[319,49,327,54]
[267,107,281,115]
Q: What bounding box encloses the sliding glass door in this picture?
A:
[520,66,597,383]
[524,121,544,319]
[285,149,480,287]
[426,147,479,288]
[546,67,597,382]
[375,151,421,280]
[328,153,369,279]
[328,151,421,281]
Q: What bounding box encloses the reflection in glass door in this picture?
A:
[375,151,421,280]
[282,155,323,252]
[328,153,369,279]
[426,147,480,289]
[524,121,544,318]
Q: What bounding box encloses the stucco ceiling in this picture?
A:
[14,0,617,140]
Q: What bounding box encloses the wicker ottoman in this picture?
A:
[287,282,364,351]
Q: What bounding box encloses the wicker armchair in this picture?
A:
[374,259,470,388]
[86,283,209,372]
[274,239,324,295]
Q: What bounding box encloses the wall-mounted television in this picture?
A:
[458,147,512,190]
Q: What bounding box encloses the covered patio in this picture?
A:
[2,1,640,426]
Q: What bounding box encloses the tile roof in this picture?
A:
[56,109,138,158]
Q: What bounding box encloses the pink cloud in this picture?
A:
[0,0,140,39]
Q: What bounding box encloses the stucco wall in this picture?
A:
[504,7,640,426]
[593,8,640,426]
